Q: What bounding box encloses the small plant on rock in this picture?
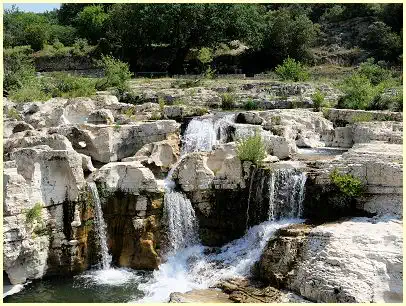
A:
[351,113,374,123]
[329,168,364,198]
[25,202,43,224]
[243,98,258,110]
[236,130,267,166]
[312,89,326,112]
[221,93,235,110]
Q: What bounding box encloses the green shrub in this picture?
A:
[358,58,392,85]
[367,90,403,111]
[42,72,96,98]
[312,90,326,111]
[9,80,51,102]
[4,46,36,93]
[97,55,133,91]
[158,98,165,112]
[221,93,235,110]
[25,202,43,224]
[195,107,209,116]
[243,98,259,110]
[275,57,310,82]
[236,131,267,166]
[338,74,376,109]
[329,168,364,197]
[197,47,215,78]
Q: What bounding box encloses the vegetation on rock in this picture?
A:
[25,202,43,224]
[329,168,364,198]
[236,131,267,166]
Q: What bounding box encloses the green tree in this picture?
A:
[262,8,319,64]
[76,5,109,44]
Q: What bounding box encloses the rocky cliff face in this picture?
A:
[257,217,403,303]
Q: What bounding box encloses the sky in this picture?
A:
[4,3,61,13]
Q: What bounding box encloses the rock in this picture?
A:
[54,120,180,163]
[174,153,215,192]
[8,145,86,208]
[123,134,180,176]
[80,153,96,172]
[352,121,402,144]
[169,289,231,303]
[236,112,264,125]
[91,161,159,194]
[4,134,74,160]
[306,141,402,218]
[258,217,403,303]
[163,105,209,120]
[87,109,114,124]
[3,121,34,138]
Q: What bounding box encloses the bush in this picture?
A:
[367,90,403,112]
[243,99,259,110]
[42,72,97,98]
[358,58,392,85]
[236,131,267,166]
[25,202,43,224]
[275,57,310,82]
[338,74,376,109]
[311,90,326,111]
[221,93,235,110]
[4,46,36,93]
[97,55,133,91]
[9,80,51,102]
[329,168,364,197]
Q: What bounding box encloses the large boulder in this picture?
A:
[258,217,403,303]
[53,120,180,163]
[91,161,160,194]
[122,134,180,177]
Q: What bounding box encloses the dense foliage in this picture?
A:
[329,169,364,198]
[4,3,403,71]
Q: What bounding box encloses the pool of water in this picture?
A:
[296,147,348,161]
[4,268,152,303]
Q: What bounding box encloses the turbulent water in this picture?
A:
[88,182,112,269]
[135,219,302,303]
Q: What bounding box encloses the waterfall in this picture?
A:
[163,190,199,254]
[88,182,111,269]
[135,219,302,303]
[266,169,307,220]
[246,168,307,227]
[182,114,235,154]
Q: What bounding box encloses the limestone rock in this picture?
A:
[123,134,180,174]
[91,161,159,194]
[55,120,180,163]
[87,109,114,124]
[258,217,402,303]
[3,120,34,138]
[4,134,74,160]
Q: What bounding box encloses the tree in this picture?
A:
[76,5,108,44]
[105,3,266,74]
[262,8,319,64]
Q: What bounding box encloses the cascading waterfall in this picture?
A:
[88,182,112,269]
[181,114,235,154]
[135,116,307,303]
[267,169,307,220]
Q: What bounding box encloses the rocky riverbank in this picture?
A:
[3,80,403,302]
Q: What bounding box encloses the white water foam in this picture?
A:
[134,218,302,303]
[77,268,141,287]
